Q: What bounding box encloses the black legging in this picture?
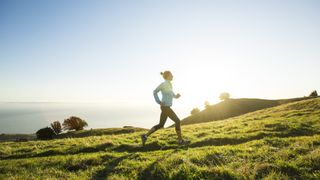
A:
[152,106,181,132]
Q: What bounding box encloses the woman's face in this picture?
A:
[167,73,173,81]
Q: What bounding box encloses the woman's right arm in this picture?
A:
[153,83,163,104]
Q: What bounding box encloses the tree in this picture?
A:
[36,127,56,140]
[62,116,88,131]
[309,90,318,97]
[219,92,230,101]
[190,108,200,115]
[204,101,210,109]
[51,121,62,134]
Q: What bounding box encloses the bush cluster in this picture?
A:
[36,116,88,140]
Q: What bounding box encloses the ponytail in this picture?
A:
[160,71,172,80]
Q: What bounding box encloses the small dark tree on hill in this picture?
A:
[36,127,56,140]
[190,108,200,115]
[219,92,230,101]
[51,121,62,134]
[309,90,318,97]
[63,116,88,131]
[204,101,210,109]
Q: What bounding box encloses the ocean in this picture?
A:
[0,102,189,134]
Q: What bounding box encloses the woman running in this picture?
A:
[141,71,189,146]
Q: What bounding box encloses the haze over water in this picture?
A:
[0,102,188,134]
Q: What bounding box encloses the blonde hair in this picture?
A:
[160,71,172,80]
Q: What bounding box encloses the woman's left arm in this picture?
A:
[172,91,181,99]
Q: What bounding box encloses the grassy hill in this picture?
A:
[180,96,318,126]
[0,134,36,142]
[0,98,320,179]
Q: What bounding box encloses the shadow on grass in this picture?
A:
[111,141,182,153]
[189,132,270,148]
[138,149,180,180]
[75,142,114,153]
[264,122,317,137]
[189,125,318,148]
[190,152,226,167]
[91,153,137,179]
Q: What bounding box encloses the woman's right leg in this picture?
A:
[165,107,183,141]
[146,108,168,136]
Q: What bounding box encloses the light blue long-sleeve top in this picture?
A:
[153,80,178,107]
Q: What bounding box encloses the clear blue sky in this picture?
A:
[1,0,320,110]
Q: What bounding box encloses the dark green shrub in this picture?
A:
[36,127,56,140]
[191,108,200,115]
[309,90,318,97]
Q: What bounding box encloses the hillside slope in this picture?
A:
[180,96,318,126]
[0,98,319,179]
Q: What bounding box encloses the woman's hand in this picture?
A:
[176,93,181,98]
[160,102,165,106]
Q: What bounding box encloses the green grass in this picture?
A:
[180,96,318,126]
[1,98,320,179]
